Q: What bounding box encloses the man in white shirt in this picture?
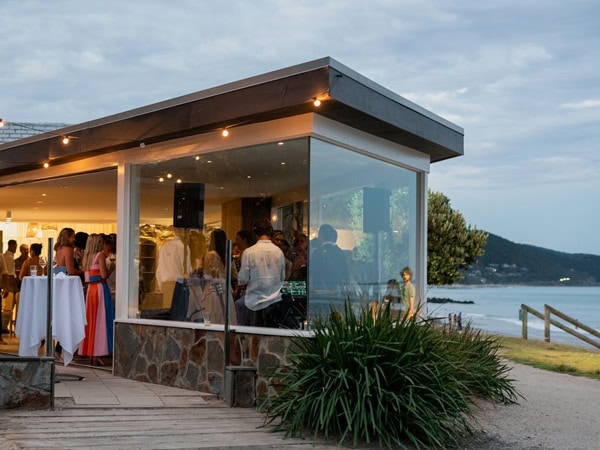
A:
[237,219,285,327]
[3,240,18,293]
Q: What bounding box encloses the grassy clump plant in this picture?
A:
[263,301,519,449]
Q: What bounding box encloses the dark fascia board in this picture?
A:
[0,57,463,177]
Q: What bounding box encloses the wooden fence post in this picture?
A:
[544,305,550,342]
[521,305,528,340]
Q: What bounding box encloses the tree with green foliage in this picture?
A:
[428,190,488,285]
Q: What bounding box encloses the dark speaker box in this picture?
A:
[173,183,205,229]
[241,197,272,231]
[363,187,391,233]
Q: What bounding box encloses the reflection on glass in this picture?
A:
[308,138,418,319]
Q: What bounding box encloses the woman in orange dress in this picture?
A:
[79,234,115,364]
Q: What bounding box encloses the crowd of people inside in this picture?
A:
[1,220,416,349]
[157,220,415,329]
[0,228,117,364]
[157,220,310,328]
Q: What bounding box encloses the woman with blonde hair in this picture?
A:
[79,234,115,364]
[53,227,83,276]
[52,228,83,360]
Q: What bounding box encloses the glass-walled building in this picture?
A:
[0,58,463,395]
[125,134,421,327]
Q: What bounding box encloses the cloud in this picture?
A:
[77,51,105,67]
[511,43,553,67]
[561,99,600,109]
[16,58,63,81]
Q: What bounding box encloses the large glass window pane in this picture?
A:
[309,138,418,319]
[130,139,309,327]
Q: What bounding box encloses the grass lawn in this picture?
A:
[498,336,600,380]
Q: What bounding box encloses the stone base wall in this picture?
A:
[0,356,53,409]
[114,322,300,399]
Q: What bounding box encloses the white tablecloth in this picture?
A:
[15,274,86,366]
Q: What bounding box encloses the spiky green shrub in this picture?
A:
[438,324,518,404]
[263,303,519,449]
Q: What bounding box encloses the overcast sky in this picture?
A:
[1,1,599,255]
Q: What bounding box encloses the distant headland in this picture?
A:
[460,232,600,286]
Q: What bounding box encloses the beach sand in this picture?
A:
[464,362,600,449]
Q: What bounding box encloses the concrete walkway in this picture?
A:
[0,364,341,450]
[53,365,214,409]
[1,361,599,449]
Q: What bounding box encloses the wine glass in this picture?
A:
[39,256,47,275]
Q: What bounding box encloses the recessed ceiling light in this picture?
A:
[207,160,212,164]
[42,193,47,197]
[278,142,284,146]
[247,175,251,179]
[195,156,200,161]
[281,162,286,165]
[167,173,173,179]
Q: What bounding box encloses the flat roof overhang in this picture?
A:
[0,57,463,178]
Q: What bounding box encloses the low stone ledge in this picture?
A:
[0,355,54,409]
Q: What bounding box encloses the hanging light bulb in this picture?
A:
[222,129,229,137]
[62,136,70,145]
[313,98,321,107]
[43,162,50,168]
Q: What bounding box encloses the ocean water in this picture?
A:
[426,286,600,349]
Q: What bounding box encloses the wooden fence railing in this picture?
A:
[521,304,600,350]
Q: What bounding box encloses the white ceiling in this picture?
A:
[0,139,309,224]
[0,170,118,223]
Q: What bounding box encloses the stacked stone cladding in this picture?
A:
[0,357,53,409]
[114,323,300,401]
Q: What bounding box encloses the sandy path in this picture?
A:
[466,362,600,449]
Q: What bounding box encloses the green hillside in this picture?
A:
[461,233,600,286]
